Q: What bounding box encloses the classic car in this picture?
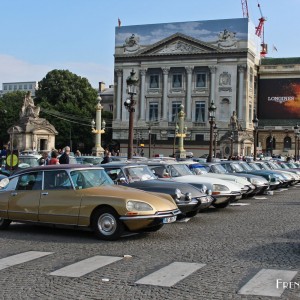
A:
[145,161,243,208]
[0,165,180,241]
[101,163,214,216]
[75,156,104,165]
[184,162,255,198]
[220,161,283,190]
[196,162,270,196]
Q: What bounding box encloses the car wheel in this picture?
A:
[92,207,124,241]
[212,200,230,209]
[0,217,11,229]
[143,224,164,232]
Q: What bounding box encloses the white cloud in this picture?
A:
[0,54,114,89]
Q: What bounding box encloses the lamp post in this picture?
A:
[148,126,152,158]
[173,123,179,157]
[213,123,218,158]
[207,101,217,162]
[294,124,299,160]
[91,96,106,156]
[252,112,259,161]
[176,104,187,159]
[229,132,234,158]
[124,69,139,159]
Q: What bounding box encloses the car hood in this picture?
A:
[78,185,177,210]
[165,175,242,191]
[198,173,249,185]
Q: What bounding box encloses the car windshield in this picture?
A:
[70,169,113,189]
[169,164,193,177]
[230,163,245,172]
[189,165,208,175]
[125,166,156,182]
[78,157,103,165]
[18,157,39,168]
[248,163,261,170]
[210,164,227,174]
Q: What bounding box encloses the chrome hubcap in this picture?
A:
[98,213,117,236]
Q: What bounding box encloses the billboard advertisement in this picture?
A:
[258,78,300,119]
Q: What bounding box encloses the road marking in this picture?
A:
[50,255,122,277]
[0,251,53,270]
[253,197,267,200]
[230,203,250,206]
[238,269,298,297]
[135,262,205,287]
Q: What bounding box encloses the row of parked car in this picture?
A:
[0,154,299,241]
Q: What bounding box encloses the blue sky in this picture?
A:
[1,0,299,88]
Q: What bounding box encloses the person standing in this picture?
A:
[59,146,70,164]
[101,152,112,164]
[49,150,59,165]
[38,151,50,165]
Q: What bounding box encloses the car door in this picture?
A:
[38,170,81,225]
[8,171,42,221]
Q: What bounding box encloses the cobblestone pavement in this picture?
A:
[0,185,299,300]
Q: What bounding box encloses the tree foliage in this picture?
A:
[0,91,25,147]
[35,69,99,152]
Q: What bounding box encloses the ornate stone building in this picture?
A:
[7,92,57,151]
[113,18,261,157]
[258,57,300,157]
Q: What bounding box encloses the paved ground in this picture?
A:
[0,185,299,300]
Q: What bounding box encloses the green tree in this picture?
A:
[35,69,99,153]
[0,91,25,147]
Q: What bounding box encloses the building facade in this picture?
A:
[257,57,300,157]
[113,18,261,157]
[1,81,38,97]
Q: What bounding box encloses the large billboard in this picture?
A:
[258,78,300,119]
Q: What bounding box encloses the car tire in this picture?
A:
[212,200,230,209]
[0,217,11,229]
[92,207,124,241]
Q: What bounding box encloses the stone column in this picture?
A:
[162,67,169,121]
[209,66,217,103]
[115,69,122,120]
[238,65,246,121]
[185,66,193,121]
[139,69,147,120]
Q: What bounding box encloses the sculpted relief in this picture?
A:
[217,29,237,48]
[20,91,40,119]
[123,34,140,53]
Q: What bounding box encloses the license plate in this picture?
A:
[163,216,177,223]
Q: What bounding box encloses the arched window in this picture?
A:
[266,136,276,153]
[283,136,292,150]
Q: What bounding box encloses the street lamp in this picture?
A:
[148,126,152,158]
[294,124,299,160]
[229,132,234,158]
[124,69,139,159]
[176,104,187,159]
[91,96,106,156]
[252,112,259,161]
[173,123,179,157]
[207,101,217,162]
[213,124,218,159]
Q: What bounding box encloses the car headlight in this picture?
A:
[175,188,182,200]
[212,184,229,192]
[126,201,153,211]
[185,192,192,200]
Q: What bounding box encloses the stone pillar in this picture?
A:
[209,66,217,103]
[238,65,246,121]
[139,69,147,120]
[185,66,193,121]
[162,67,169,121]
[116,69,122,120]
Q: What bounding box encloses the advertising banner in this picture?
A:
[258,78,300,119]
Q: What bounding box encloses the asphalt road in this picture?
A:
[0,185,299,300]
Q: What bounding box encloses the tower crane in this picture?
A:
[255,2,267,57]
[241,0,249,18]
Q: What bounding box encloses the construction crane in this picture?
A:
[241,0,267,57]
[255,2,267,57]
[241,0,249,18]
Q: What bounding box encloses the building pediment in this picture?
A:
[139,33,220,56]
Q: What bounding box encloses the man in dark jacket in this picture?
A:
[101,151,112,164]
[59,146,70,164]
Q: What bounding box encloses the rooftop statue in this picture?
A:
[20,91,40,119]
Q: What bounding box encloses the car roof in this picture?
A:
[11,164,103,176]
[100,163,147,168]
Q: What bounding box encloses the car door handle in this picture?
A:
[11,192,18,196]
[41,192,48,196]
